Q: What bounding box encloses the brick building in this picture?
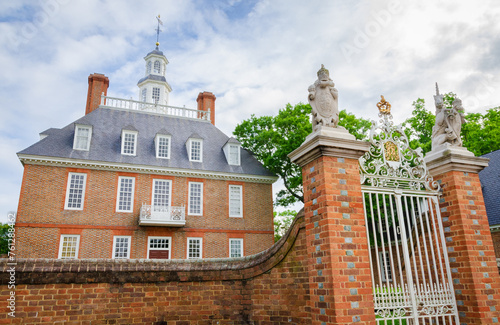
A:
[15,45,277,260]
[479,149,500,258]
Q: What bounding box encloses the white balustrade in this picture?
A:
[100,95,210,121]
[139,204,186,227]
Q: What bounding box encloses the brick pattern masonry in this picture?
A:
[1,213,311,324]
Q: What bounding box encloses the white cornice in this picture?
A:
[17,155,278,184]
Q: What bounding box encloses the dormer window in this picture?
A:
[154,60,161,74]
[121,128,138,156]
[187,136,203,162]
[155,133,171,159]
[229,145,240,165]
[223,138,241,166]
[147,61,152,74]
[73,124,92,151]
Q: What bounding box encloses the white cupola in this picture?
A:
[137,44,172,106]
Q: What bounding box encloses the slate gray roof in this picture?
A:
[479,149,500,226]
[18,107,276,178]
[146,48,164,57]
[137,74,167,85]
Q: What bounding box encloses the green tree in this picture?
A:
[234,103,311,206]
[403,93,500,156]
[402,98,435,154]
[462,107,500,156]
[0,223,11,255]
[233,103,371,207]
[273,210,297,242]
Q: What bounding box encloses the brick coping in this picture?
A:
[1,210,304,285]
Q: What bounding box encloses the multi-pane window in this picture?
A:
[147,61,152,74]
[113,236,131,259]
[229,185,242,217]
[187,238,202,259]
[148,237,171,259]
[154,60,161,74]
[229,145,240,165]
[141,88,147,102]
[152,179,171,208]
[116,177,135,212]
[152,87,160,104]
[58,235,80,259]
[121,130,137,155]
[188,182,203,215]
[156,135,170,159]
[229,238,243,258]
[73,125,92,150]
[379,251,393,282]
[65,173,87,210]
[189,139,202,162]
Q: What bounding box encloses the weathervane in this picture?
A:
[155,14,163,48]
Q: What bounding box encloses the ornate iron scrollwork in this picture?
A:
[359,96,439,191]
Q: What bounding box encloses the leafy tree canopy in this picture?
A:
[402,92,500,156]
[234,97,500,208]
[0,223,11,255]
[273,210,297,242]
[233,103,371,207]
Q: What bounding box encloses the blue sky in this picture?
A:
[1,0,500,223]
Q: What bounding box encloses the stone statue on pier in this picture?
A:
[308,65,339,131]
[431,83,465,149]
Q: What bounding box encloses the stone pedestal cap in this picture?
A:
[288,126,370,167]
[424,143,489,175]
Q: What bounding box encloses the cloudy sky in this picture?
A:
[1,0,499,223]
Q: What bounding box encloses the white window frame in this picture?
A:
[64,173,87,210]
[121,130,138,156]
[229,185,243,218]
[228,144,240,165]
[147,61,152,74]
[116,176,135,212]
[152,87,160,104]
[58,235,80,259]
[152,179,172,208]
[379,251,393,282]
[229,238,243,258]
[187,237,202,259]
[112,236,131,259]
[155,134,171,159]
[154,60,161,74]
[188,182,203,216]
[188,139,203,162]
[147,236,172,259]
[141,88,147,102]
[73,124,92,151]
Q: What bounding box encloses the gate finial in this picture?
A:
[376,95,391,115]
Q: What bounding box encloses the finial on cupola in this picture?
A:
[155,14,163,49]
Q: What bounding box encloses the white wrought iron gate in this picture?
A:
[359,98,459,324]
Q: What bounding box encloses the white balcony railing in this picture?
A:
[139,204,186,227]
[100,94,211,121]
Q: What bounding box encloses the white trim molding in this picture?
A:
[18,154,278,184]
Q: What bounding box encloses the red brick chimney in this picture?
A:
[85,73,109,115]
[197,92,216,125]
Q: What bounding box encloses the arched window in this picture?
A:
[154,61,161,74]
[147,61,152,74]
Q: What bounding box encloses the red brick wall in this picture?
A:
[490,230,500,258]
[0,213,308,324]
[435,170,500,324]
[302,156,375,325]
[16,164,274,259]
